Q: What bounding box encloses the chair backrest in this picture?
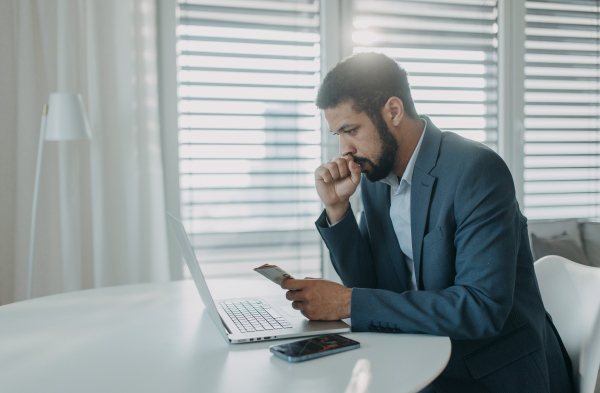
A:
[534,255,600,393]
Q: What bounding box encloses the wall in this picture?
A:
[0,1,17,305]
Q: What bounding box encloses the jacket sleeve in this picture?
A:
[350,150,522,340]
[315,205,377,289]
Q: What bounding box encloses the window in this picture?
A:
[165,1,600,279]
[351,0,499,150]
[524,1,600,219]
[176,0,322,278]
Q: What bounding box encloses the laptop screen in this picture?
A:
[167,213,228,337]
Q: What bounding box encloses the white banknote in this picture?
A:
[254,264,294,285]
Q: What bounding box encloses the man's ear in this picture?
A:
[384,97,405,127]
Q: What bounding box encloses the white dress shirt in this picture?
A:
[379,118,427,291]
[327,118,427,291]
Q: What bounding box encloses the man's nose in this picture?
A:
[339,135,356,157]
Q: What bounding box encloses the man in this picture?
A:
[281,53,573,392]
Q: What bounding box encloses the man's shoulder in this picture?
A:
[436,131,508,178]
[433,132,516,208]
[439,131,499,161]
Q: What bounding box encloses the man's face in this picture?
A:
[324,101,399,182]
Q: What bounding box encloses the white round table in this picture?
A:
[0,279,451,393]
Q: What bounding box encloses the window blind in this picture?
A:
[176,0,322,278]
[524,1,600,219]
[351,0,499,150]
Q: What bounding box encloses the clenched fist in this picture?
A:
[315,155,362,224]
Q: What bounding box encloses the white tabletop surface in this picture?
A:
[0,279,451,393]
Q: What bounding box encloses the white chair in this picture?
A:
[534,255,600,393]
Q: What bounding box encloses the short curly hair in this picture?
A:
[315,52,418,121]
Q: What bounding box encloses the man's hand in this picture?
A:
[315,155,362,224]
[281,278,352,321]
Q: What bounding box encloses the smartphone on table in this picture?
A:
[269,334,360,363]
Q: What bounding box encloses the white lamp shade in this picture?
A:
[45,93,92,141]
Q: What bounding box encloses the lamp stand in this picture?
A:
[27,104,49,299]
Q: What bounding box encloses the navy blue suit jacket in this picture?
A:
[316,118,573,392]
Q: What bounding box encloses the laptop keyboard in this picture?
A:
[219,299,293,333]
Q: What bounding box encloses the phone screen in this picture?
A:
[270,334,360,362]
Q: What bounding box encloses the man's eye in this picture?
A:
[332,132,339,136]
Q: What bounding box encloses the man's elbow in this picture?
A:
[468,303,512,340]
[457,288,513,340]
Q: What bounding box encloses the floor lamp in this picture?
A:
[27,93,92,300]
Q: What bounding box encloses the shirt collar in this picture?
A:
[380,117,427,191]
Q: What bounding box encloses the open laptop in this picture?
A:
[167,213,351,344]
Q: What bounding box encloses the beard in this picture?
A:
[350,113,399,183]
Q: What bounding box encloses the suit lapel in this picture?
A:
[376,182,411,292]
[411,117,442,290]
[411,171,436,289]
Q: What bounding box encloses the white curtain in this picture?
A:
[0,0,172,304]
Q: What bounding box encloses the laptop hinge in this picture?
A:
[221,317,232,335]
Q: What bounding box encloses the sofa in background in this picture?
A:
[528,218,600,268]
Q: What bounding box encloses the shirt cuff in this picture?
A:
[326,216,338,227]
[326,208,350,227]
